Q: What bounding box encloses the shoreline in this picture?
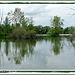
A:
[36,34,73,37]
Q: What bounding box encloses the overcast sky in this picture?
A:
[0,4,75,28]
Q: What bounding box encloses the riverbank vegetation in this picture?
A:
[0,8,75,39]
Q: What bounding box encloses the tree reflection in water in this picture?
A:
[49,36,75,55]
[0,39,36,65]
[70,36,75,50]
[0,37,74,65]
[47,37,63,55]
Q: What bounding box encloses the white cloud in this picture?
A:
[0,4,75,28]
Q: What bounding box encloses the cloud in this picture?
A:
[0,4,75,28]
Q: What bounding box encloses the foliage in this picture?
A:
[64,26,75,34]
[6,8,36,39]
[0,8,75,39]
[34,25,50,34]
[47,16,64,37]
[47,27,61,36]
[25,30,36,39]
[10,27,36,39]
[51,16,64,28]
[8,8,25,27]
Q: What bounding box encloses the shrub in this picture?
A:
[25,30,36,39]
[10,27,36,39]
[47,27,61,37]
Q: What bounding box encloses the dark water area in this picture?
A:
[0,37,75,71]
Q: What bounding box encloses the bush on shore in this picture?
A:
[9,27,36,39]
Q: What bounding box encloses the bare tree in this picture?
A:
[69,6,75,16]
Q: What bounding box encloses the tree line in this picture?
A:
[0,8,75,39]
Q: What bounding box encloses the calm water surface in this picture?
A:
[0,37,75,71]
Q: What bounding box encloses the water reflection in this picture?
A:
[69,36,75,50]
[0,37,75,69]
[46,37,63,55]
[0,39,36,65]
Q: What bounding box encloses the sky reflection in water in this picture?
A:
[0,37,75,70]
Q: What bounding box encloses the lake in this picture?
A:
[0,37,75,71]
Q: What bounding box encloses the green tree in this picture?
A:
[64,27,69,34]
[21,17,28,29]
[68,26,75,34]
[0,25,4,36]
[64,26,75,34]
[3,17,11,38]
[51,16,64,28]
[41,26,50,34]
[27,17,34,30]
[47,16,64,36]
[4,17,10,25]
[8,8,25,27]
[34,25,42,34]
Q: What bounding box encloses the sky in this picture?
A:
[0,4,75,28]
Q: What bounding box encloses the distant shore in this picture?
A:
[36,34,73,37]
